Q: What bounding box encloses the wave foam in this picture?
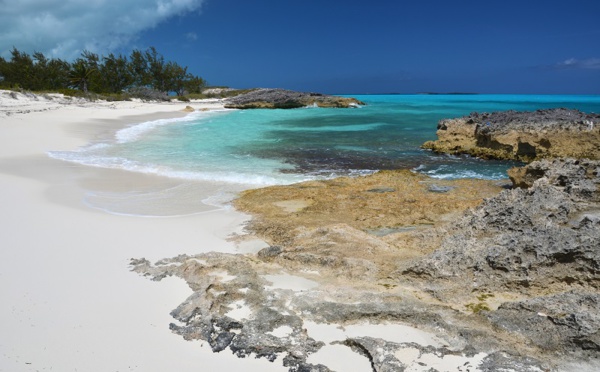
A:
[115,109,233,144]
[48,150,308,186]
[413,164,507,180]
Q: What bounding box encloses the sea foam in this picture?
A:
[115,109,230,143]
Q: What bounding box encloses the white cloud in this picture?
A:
[554,58,600,70]
[0,0,205,60]
[186,32,198,41]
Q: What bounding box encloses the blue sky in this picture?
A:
[1,0,599,94]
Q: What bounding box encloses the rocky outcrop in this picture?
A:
[132,160,600,371]
[224,88,365,109]
[234,169,505,278]
[508,158,600,195]
[131,251,552,372]
[486,291,600,355]
[404,159,600,289]
[402,159,600,364]
[422,108,600,161]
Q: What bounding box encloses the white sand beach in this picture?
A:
[0,91,284,371]
[3,91,555,372]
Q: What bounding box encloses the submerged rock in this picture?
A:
[224,88,365,109]
[422,108,600,161]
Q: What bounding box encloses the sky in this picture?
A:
[1,0,599,94]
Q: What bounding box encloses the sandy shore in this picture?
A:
[0,91,284,371]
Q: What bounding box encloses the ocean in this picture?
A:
[49,94,600,212]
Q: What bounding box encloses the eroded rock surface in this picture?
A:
[233,170,505,282]
[132,160,600,371]
[131,252,547,372]
[422,109,600,161]
[402,159,600,365]
[224,88,365,109]
[403,159,600,292]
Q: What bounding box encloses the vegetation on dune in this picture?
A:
[0,47,208,100]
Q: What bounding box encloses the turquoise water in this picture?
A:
[50,94,600,189]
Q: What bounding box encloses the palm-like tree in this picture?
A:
[68,59,96,92]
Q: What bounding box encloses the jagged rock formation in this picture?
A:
[402,159,600,361]
[404,159,599,290]
[422,109,600,161]
[131,251,549,372]
[224,88,365,109]
[132,160,600,371]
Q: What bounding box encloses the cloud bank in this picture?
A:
[0,0,205,59]
[553,58,600,70]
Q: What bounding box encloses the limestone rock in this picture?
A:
[403,159,600,295]
[401,159,600,367]
[422,108,600,161]
[131,160,600,371]
[182,105,194,112]
[224,88,365,109]
[508,158,600,198]
[486,291,600,357]
[342,337,547,372]
[131,252,554,372]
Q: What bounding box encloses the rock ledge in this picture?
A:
[422,108,600,161]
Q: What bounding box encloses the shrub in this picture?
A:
[57,88,85,97]
[102,93,132,102]
[184,93,208,100]
[126,86,169,101]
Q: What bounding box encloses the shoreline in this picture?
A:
[4,91,598,371]
[0,91,283,371]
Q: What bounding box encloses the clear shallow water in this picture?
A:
[50,94,600,192]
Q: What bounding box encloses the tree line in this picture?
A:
[0,47,207,97]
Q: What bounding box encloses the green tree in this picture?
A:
[5,47,35,88]
[100,53,133,93]
[0,46,206,98]
[128,49,149,87]
[30,52,48,90]
[30,51,70,90]
[164,61,189,96]
[183,75,207,94]
[45,58,71,90]
[145,47,167,93]
[69,59,96,92]
[80,50,101,91]
[0,56,7,87]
